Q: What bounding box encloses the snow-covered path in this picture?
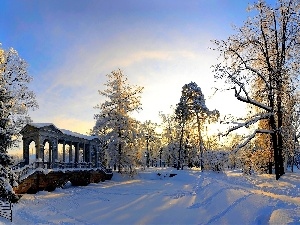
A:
[3,168,300,225]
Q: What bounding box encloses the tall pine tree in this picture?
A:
[92,69,143,173]
[175,82,219,170]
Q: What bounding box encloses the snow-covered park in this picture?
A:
[2,167,299,225]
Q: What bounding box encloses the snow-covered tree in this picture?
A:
[0,44,38,201]
[92,69,143,173]
[159,111,179,167]
[175,82,219,170]
[175,91,193,169]
[282,88,300,171]
[139,120,161,167]
[202,149,228,172]
[213,0,300,179]
[249,75,274,174]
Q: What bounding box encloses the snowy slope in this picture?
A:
[1,168,300,225]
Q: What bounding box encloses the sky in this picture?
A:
[0,0,277,136]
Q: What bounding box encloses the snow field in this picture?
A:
[1,167,299,225]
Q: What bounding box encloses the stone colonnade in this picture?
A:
[20,123,101,167]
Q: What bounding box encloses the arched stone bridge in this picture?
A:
[12,123,112,194]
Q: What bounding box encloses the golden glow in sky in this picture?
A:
[0,0,251,136]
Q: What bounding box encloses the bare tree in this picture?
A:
[213,0,300,179]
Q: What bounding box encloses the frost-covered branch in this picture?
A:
[230,75,272,112]
[234,88,272,112]
[224,112,273,136]
[232,129,274,154]
[228,47,271,89]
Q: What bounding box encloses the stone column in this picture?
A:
[36,143,44,168]
[48,142,52,166]
[88,144,92,163]
[23,138,30,165]
[96,147,99,168]
[52,139,58,168]
[83,143,86,162]
[38,143,44,161]
[98,145,102,166]
[62,141,66,162]
[75,142,79,164]
[69,142,73,163]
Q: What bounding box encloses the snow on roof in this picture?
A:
[60,129,97,140]
[29,123,97,140]
[30,123,55,128]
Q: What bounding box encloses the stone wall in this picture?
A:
[14,170,113,194]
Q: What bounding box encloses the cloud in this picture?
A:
[26,6,247,133]
[52,116,94,134]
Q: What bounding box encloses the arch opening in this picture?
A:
[29,140,36,164]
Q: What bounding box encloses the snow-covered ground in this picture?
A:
[2,167,300,225]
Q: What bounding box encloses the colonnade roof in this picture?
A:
[21,123,98,142]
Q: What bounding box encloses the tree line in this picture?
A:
[92,69,220,173]
[92,0,300,179]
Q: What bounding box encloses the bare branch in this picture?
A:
[259,3,273,71]
[233,86,272,111]
[232,129,274,154]
[224,112,273,136]
[228,47,270,89]
[228,74,272,111]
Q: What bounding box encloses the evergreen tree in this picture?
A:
[175,82,219,170]
[0,45,38,201]
[93,69,143,173]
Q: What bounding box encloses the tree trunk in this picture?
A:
[270,115,280,180]
[268,72,283,180]
[196,113,203,171]
[178,123,185,170]
[118,128,122,173]
[276,85,285,176]
[268,81,281,180]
